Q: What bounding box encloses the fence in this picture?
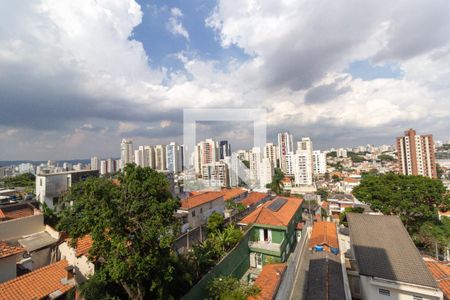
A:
[275,219,311,300]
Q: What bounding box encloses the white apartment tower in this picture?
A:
[90,156,99,171]
[155,145,167,171]
[120,139,134,168]
[166,142,182,173]
[264,143,278,169]
[312,150,327,174]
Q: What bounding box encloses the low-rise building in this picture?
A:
[347,213,443,300]
[238,196,303,267]
[327,194,355,219]
[58,235,94,283]
[423,257,450,300]
[0,259,76,300]
[0,242,24,283]
[177,192,225,232]
[35,169,99,209]
[248,263,287,300]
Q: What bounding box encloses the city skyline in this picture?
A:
[1,1,450,160]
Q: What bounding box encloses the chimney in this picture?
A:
[65,266,75,280]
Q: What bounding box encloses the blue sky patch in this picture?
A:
[347,60,404,80]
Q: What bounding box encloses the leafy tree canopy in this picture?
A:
[58,164,181,300]
[208,276,260,300]
[207,212,225,233]
[352,173,450,233]
[266,168,284,195]
[339,207,364,226]
[0,173,35,190]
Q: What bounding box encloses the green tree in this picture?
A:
[1,173,35,192]
[339,207,364,226]
[207,212,225,233]
[266,168,284,195]
[352,173,450,233]
[378,154,395,162]
[241,160,250,169]
[58,165,181,300]
[42,202,59,227]
[316,188,329,201]
[208,276,260,300]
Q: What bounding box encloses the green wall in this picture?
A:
[182,229,251,300]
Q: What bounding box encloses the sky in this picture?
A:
[1,0,450,160]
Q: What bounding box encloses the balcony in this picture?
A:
[248,240,283,253]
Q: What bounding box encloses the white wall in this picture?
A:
[360,275,443,300]
[58,242,94,283]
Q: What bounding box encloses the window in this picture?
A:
[200,208,203,214]
[192,210,196,217]
[40,178,42,186]
[378,289,390,296]
[263,229,269,241]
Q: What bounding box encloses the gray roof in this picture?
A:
[17,231,58,252]
[347,213,438,288]
[305,251,346,300]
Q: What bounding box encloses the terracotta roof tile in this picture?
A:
[75,235,93,257]
[0,241,24,259]
[0,209,5,220]
[0,259,75,300]
[0,206,35,221]
[308,221,339,249]
[424,259,450,299]
[219,188,247,201]
[239,197,302,227]
[248,263,286,300]
[241,192,269,207]
[180,192,224,209]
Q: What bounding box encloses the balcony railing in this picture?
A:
[248,240,283,252]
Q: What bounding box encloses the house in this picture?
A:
[327,194,355,219]
[238,196,303,267]
[248,263,287,300]
[58,235,95,283]
[0,203,60,272]
[0,241,24,283]
[177,192,225,232]
[0,259,76,300]
[35,169,99,209]
[339,177,360,193]
[305,221,348,300]
[347,213,443,300]
[423,257,450,300]
[308,221,339,253]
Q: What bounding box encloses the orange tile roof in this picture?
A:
[239,197,302,227]
[75,235,93,257]
[425,260,450,299]
[241,192,269,207]
[0,241,24,259]
[0,259,75,300]
[0,209,5,219]
[439,211,450,216]
[248,263,286,300]
[180,192,224,209]
[309,221,339,249]
[219,188,247,201]
[343,177,359,183]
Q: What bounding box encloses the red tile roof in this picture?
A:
[0,209,5,220]
[424,259,450,299]
[180,192,224,209]
[239,197,302,227]
[219,188,247,201]
[75,235,93,257]
[309,221,339,249]
[0,259,75,300]
[248,263,286,300]
[343,177,359,183]
[0,241,24,259]
[241,192,269,207]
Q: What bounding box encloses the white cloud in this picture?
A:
[167,7,189,40]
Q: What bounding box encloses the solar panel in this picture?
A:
[268,198,287,212]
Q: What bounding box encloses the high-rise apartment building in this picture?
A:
[90,156,99,170]
[277,132,294,173]
[120,139,134,168]
[264,143,278,169]
[312,150,327,174]
[396,129,437,178]
[201,161,229,187]
[219,140,231,159]
[166,142,182,173]
[293,152,313,185]
[195,139,218,174]
[155,145,167,171]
